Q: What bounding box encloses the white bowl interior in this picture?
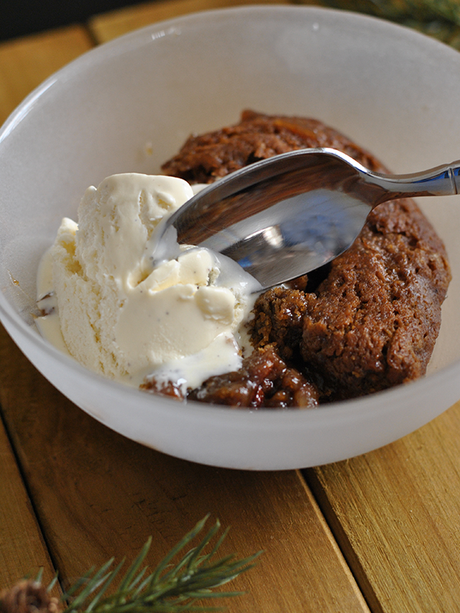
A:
[1,5,460,469]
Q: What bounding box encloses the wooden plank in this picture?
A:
[305,401,460,612]
[0,325,369,611]
[0,421,56,589]
[89,0,317,43]
[0,26,93,125]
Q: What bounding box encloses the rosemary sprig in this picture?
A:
[0,516,261,613]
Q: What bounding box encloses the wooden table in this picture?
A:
[2,1,460,611]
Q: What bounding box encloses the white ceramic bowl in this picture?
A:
[1,5,460,470]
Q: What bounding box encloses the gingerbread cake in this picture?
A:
[148,110,451,407]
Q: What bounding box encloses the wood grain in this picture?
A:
[306,401,460,612]
[0,421,56,589]
[0,26,93,125]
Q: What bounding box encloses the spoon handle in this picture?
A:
[368,161,460,202]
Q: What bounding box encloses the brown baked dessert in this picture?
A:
[150,110,451,407]
[162,109,383,181]
[188,345,319,408]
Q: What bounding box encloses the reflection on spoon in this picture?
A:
[151,147,460,290]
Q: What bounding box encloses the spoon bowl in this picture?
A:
[155,148,460,289]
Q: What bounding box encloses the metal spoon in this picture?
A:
[152,148,460,290]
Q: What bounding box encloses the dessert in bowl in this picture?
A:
[1,5,460,469]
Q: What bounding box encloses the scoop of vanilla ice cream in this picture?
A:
[48,173,253,386]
